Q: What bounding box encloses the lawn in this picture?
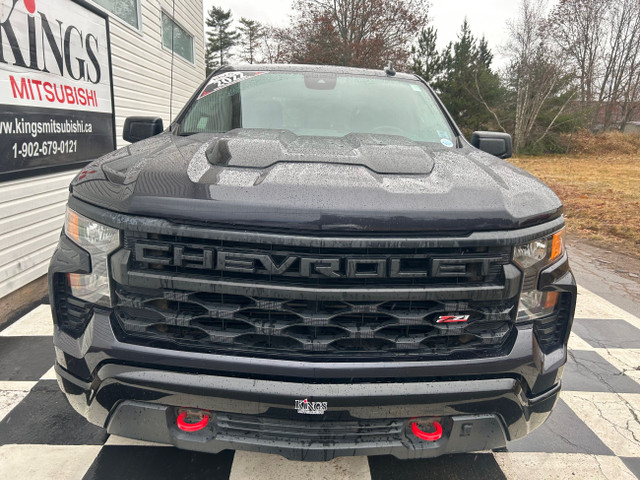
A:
[510,154,640,257]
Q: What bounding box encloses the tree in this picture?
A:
[549,0,640,130]
[288,0,429,69]
[549,0,608,106]
[478,36,493,69]
[410,26,442,84]
[472,36,508,133]
[435,21,504,136]
[205,6,239,74]
[238,18,263,64]
[503,0,576,153]
[598,0,640,129]
[259,26,293,64]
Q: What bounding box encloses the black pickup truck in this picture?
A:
[49,64,576,461]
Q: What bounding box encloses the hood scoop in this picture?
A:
[204,130,435,175]
[102,164,128,184]
[206,139,233,166]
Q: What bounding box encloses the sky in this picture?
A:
[202,1,558,67]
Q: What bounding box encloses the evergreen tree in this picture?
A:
[409,26,442,83]
[205,6,239,74]
[478,36,493,69]
[238,18,263,64]
[437,20,504,136]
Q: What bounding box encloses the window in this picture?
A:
[162,13,194,63]
[92,0,140,29]
[179,72,456,145]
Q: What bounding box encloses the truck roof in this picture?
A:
[216,63,418,81]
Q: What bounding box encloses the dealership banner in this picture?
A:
[0,0,115,180]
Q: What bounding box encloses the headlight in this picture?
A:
[514,238,549,268]
[514,230,564,269]
[64,208,120,307]
[514,229,564,322]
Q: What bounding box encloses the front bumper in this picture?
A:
[57,361,560,461]
[54,309,566,460]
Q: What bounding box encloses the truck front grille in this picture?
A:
[111,229,520,361]
[112,286,517,361]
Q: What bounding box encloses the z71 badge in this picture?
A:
[295,399,328,415]
[436,314,471,323]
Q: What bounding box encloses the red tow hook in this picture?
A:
[177,410,210,432]
[411,419,443,441]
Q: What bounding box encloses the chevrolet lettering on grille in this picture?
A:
[134,242,504,279]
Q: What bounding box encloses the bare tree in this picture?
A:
[258,26,293,64]
[598,0,640,129]
[504,0,575,152]
[289,0,429,68]
[549,0,608,106]
[621,60,640,127]
[549,0,640,130]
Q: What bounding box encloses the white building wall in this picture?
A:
[0,171,76,298]
[109,0,206,148]
[0,0,205,299]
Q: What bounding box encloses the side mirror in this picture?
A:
[123,117,164,143]
[471,131,513,159]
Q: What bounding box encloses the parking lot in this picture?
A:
[0,281,637,480]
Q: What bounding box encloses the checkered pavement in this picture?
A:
[0,286,638,480]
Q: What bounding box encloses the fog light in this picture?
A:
[518,290,559,322]
[67,272,112,306]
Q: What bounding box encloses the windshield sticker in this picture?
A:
[437,130,451,140]
[440,138,454,148]
[198,71,266,99]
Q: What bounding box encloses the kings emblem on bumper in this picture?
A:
[295,399,328,415]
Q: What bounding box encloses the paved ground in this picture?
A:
[0,284,639,479]
[566,239,640,318]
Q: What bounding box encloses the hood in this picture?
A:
[70,129,563,233]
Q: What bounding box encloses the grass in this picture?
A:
[510,153,640,257]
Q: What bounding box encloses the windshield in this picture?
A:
[178,71,456,144]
